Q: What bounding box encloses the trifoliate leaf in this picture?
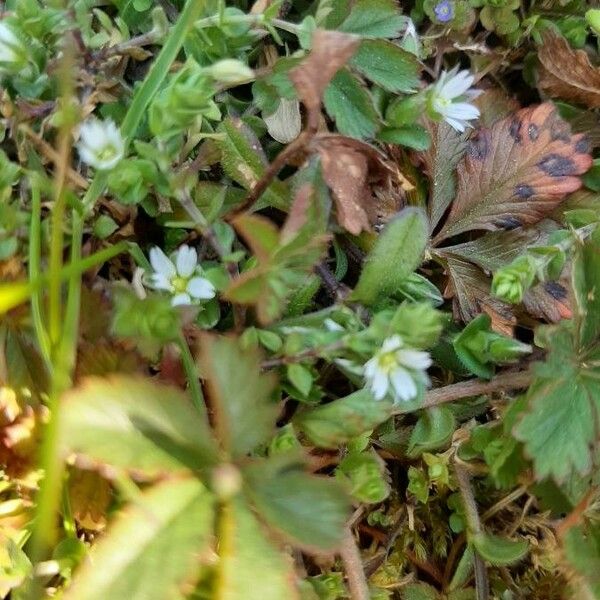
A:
[339,0,406,38]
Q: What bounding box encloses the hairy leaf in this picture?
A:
[350,39,420,93]
[244,459,350,551]
[436,103,592,242]
[323,68,379,139]
[339,0,406,38]
[215,497,299,600]
[472,532,528,566]
[60,376,218,478]
[64,479,214,600]
[198,334,277,457]
[352,207,428,304]
[538,31,600,109]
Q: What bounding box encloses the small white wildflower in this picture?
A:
[364,335,432,403]
[77,118,124,171]
[427,68,481,133]
[0,22,26,72]
[145,245,216,307]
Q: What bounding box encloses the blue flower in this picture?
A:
[434,0,454,22]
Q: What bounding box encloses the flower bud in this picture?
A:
[204,59,254,84]
[491,256,536,304]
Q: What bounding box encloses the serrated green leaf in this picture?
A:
[562,522,600,597]
[64,479,214,600]
[472,532,528,566]
[352,207,428,304]
[199,334,278,458]
[408,406,456,457]
[323,69,379,140]
[244,460,350,551]
[294,389,394,448]
[339,0,406,38]
[350,40,420,93]
[60,376,218,477]
[215,497,300,600]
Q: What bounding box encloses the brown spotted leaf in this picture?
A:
[538,31,600,109]
[289,30,360,121]
[314,134,390,234]
[435,103,592,243]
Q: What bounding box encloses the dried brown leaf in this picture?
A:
[436,103,592,243]
[289,30,360,117]
[443,254,515,334]
[314,135,389,235]
[538,31,600,109]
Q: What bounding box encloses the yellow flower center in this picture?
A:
[378,352,397,372]
[172,276,188,293]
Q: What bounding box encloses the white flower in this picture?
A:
[0,22,25,71]
[77,118,124,171]
[427,68,481,133]
[145,245,216,307]
[364,335,432,403]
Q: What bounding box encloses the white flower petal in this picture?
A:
[148,272,174,292]
[381,335,403,353]
[171,292,192,306]
[186,276,216,300]
[443,102,480,121]
[444,116,467,132]
[370,370,389,400]
[149,247,176,279]
[391,368,417,402]
[441,70,474,99]
[175,245,197,278]
[398,349,432,370]
[364,357,379,378]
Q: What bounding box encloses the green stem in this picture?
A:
[177,331,208,420]
[28,182,51,369]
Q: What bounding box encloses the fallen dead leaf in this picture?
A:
[538,31,600,109]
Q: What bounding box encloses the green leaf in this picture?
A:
[215,497,300,600]
[400,583,439,600]
[573,230,600,349]
[217,117,289,210]
[339,0,406,38]
[562,522,600,597]
[408,406,456,456]
[287,363,313,397]
[514,327,600,482]
[350,40,420,93]
[471,532,528,566]
[64,478,215,600]
[60,376,218,478]
[199,334,278,457]
[352,207,428,304]
[323,69,379,140]
[244,459,350,551]
[377,125,431,150]
[294,389,394,448]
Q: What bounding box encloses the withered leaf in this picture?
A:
[435,103,592,243]
[443,254,515,335]
[523,278,572,323]
[289,29,360,118]
[313,134,390,235]
[538,31,600,109]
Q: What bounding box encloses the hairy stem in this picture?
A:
[340,527,370,600]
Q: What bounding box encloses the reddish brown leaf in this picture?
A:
[538,31,600,109]
[314,134,390,235]
[435,103,592,243]
[523,279,572,323]
[289,30,360,120]
[443,254,515,335]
